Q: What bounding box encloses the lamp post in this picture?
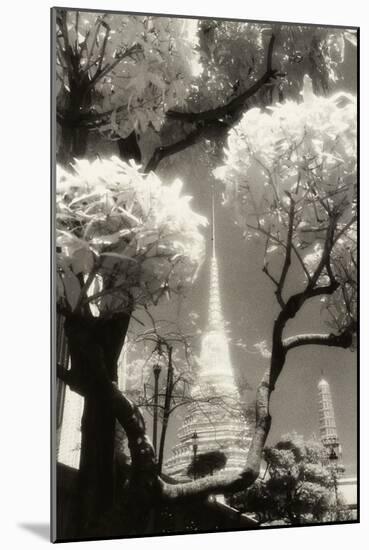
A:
[191,431,198,480]
[152,362,161,457]
[328,445,339,519]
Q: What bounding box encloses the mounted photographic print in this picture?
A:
[51,6,358,542]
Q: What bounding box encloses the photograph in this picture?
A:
[52,7,358,542]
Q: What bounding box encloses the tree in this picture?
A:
[56,9,199,162]
[231,433,333,524]
[56,156,207,535]
[187,451,227,479]
[55,9,352,168]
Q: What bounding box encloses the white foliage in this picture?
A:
[213,87,356,257]
[56,157,207,314]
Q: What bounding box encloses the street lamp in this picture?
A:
[328,446,338,462]
[328,445,339,519]
[152,362,162,457]
[191,431,198,480]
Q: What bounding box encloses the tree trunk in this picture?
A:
[64,312,130,537]
[57,79,92,165]
[157,348,173,474]
[117,131,142,164]
[58,123,89,165]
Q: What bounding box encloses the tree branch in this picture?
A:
[84,15,104,71]
[333,215,357,245]
[159,371,271,501]
[58,31,277,172]
[145,127,205,173]
[262,264,282,303]
[291,242,312,283]
[309,212,338,289]
[86,44,141,91]
[283,328,355,352]
[57,363,84,395]
[56,10,75,80]
[166,34,277,124]
[74,11,80,52]
[275,195,295,306]
[96,21,111,74]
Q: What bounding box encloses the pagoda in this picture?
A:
[317,376,345,475]
[165,192,251,480]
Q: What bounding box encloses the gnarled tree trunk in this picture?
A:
[57,76,92,165]
[64,312,131,537]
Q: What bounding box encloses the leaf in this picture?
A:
[71,248,95,274]
[135,109,149,133]
[57,157,207,310]
[100,252,137,262]
[126,68,147,95]
[136,230,159,250]
[147,72,166,91]
[69,192,101,209]
[76,31,86,44]
[57,230,90,250]
[91,228,134,246]
[213,165,227,180]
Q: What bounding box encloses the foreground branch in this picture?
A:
[159,371,271,501]
[283,328,355,352]
[144,119,229,173]
[145,127,204,173]
[166,35,277,123]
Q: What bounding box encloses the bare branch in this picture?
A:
[84,16,104,70]
[262,264,280,288]
[275,195,295,306]
[291,242,312,282]
[56,10,76,80]
[246,223,287,249]
[74,11,80,52]
[87,44,141,91]
[96,21,111,74]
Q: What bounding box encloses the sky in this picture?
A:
[144,39,358,475]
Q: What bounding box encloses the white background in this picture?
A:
[1,0,367,548]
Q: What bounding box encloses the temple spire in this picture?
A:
[207,187,223,332]
[211,183,215,257]
[164,187,251,480]
[198,188,234,380]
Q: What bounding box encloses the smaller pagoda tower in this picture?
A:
[317,376,345,475]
